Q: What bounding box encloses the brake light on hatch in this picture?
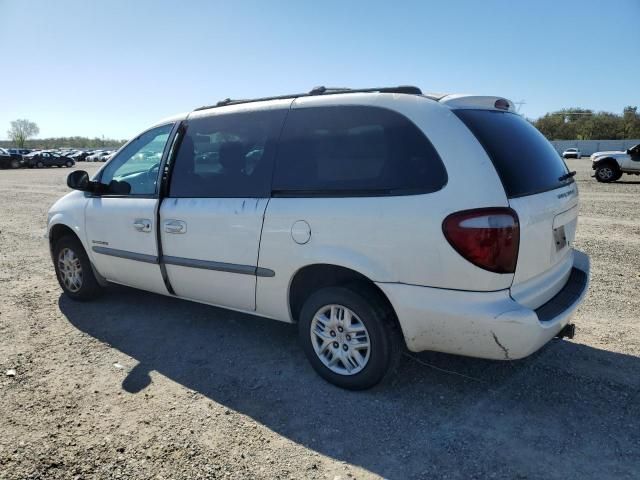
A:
[494,99,510,110]
[442,208,519,274]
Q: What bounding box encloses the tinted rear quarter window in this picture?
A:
[273,106,447,196]
[454,109,571,198]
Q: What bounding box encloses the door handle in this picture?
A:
[133,218,152,233]
[164,219,187,234]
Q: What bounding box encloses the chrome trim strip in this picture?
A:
[163,255,275,277]
[91,246,159,264]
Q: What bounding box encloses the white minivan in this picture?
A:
[48,86,590,389]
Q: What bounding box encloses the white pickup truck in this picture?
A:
[592,144,640,182]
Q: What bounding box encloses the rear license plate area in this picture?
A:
[553,225,567,251]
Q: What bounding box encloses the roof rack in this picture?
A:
[193,85,423,112]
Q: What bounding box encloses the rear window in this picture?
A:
[272,106,447,196]
[454,109,572,198]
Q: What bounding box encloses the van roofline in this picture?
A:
[152,88,517,126]
[192,85,424,112]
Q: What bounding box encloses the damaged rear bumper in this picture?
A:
[376,249,590,360]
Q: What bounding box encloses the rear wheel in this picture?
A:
[36,161,44,168]
[298,286,401,390]
[65,160,73,167]
[53,235,102,301]
[595,163,619,182]
[10,159,19,169]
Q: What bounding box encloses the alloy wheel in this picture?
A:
[598,167,613,180]
[310,304,371,375]
[57,247,83,293]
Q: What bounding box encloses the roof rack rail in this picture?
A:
[193,85,423,112]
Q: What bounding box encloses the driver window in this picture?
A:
[100,123,173,195]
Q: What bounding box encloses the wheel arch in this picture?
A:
[288,263,400,331]
[48,222,81,255]
[49,220,108,287]
[594,157,620,169]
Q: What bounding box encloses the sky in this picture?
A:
[0,0,638,140]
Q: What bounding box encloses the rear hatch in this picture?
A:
[454,108,578,309]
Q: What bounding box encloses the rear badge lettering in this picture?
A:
[557,188,576,199]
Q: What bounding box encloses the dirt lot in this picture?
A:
[0,159,639,479]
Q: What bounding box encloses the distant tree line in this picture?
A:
[532,106,640,140]
[0,136,127,149]
[4,107,640,150]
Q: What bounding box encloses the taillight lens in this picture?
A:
[442,208,519,274]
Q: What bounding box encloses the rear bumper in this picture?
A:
[377,249,590,360]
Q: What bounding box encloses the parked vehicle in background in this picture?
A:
[48,86,590,390]
[8,148,32,156]
[5,149,27,168]
[102,150,117,162]
[591,143,640,182]
[86,151,111,162]
[0,148,21,169]
[562,148,581,159]
[69,151,91,162]
[84,151,101,162]
[24,151,75,168]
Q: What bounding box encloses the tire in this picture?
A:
[10,159,19,169]
[65,161,73,168]
[298,285,402,390]
[53,235,103,301]
[36,161,44,168]
[595,163,619,183]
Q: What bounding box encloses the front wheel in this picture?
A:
[65,160,73,167]
[36,161,44,168]
[298,286,401,390]
[53,235,103,301]
[595,164,619,182]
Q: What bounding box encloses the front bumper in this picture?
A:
[376,249,590,360]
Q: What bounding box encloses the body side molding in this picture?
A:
[92,246,275,277]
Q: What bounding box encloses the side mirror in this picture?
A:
[67,170,91,191]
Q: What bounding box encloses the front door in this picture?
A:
[85,123,175,294]
[159,106,288,311]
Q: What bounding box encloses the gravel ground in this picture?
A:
[1,159,639,479]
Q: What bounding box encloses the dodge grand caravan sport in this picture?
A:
[48,86,590,389]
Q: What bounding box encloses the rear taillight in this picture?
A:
[442,208,519,274]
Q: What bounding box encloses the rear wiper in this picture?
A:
[558,171,576,181]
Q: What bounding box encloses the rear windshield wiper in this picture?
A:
[558,171,576,182]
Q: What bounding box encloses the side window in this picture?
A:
[272,106,447,195]
[100,123,173,195]
[169,109,287,198]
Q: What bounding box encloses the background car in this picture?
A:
[24,151,75,168]
[0,148,21,168]
[86,151,107,162]
[102,150,117,162]
[592,143,640,182]
[562,148,581,159]
[69,151,91,162]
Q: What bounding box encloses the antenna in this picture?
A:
[514,100,526,113]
